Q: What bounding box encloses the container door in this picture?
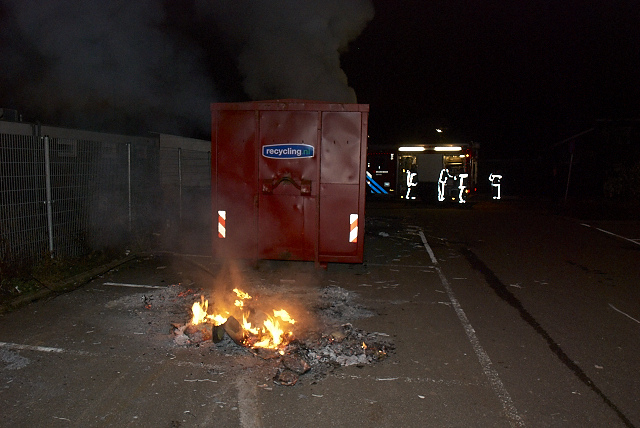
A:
[258,110,318,260]
[318,111,365,262]
[214,109,259,259]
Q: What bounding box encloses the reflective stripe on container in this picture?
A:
[349,214,358,243]
[218,210,226,238]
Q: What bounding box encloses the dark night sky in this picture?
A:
[343,0,640,157]
[1,0,639,158]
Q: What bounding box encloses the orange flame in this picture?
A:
[191,295,228,326]
[191,296,209,325]
[273,309,295,324]
[233,288,251,307]
[190,290,295,350]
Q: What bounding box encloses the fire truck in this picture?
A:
[366,143,479,203]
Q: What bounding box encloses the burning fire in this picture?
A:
[190,289,296,350]
[233,288,251,307]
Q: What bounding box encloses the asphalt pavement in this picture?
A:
[1,198,638,427]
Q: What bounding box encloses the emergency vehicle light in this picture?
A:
[434,146,462,152]
[398,146,426,152]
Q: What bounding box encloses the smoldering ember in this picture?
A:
[164,283,394,387]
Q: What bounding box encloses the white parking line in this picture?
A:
[418,231,525,428]
[236,371,262,428]
[609,304,640,324]
[103,282,167,289]
[580,223,640,247]
[0,341,98,356]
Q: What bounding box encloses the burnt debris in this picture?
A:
[170,285,394,386]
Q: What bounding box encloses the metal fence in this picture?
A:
[0,134,48,262]
[160,147,211,223]
[0,134,161,263]
[158,147,212,254]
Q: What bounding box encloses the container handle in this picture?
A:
[262,174,311,195]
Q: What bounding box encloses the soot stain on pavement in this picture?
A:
[461,247,635,428]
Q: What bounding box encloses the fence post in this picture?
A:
[127,142,132,232]
[178,148,183,223]
[43,136,54,257]
[564,142,575,205]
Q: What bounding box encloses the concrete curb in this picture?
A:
[0,254,138,314]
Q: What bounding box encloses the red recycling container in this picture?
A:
[211,100,369,266]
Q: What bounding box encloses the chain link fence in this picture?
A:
[1,129,211,266]
[159,146,212,254]
[0,134,48,263]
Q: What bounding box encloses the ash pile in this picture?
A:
[172,285,394,386]
[280,322,393,385]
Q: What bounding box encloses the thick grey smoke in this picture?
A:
[0,0,215,136]
[200,0,375,103]
[0,0,374,137]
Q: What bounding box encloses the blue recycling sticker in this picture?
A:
[262,144,314,159]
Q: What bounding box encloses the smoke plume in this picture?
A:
[199,0,374,103]
[0,0,374,137]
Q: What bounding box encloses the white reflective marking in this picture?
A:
[218,210,226,238]
[458,173,469,203]
[350,214,358,243]
[438,169,453,201]
[489,173,502,199]
[406,170,417,199]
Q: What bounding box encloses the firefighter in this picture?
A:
[489,173,502,199]
[406,168,418,199]
[438,168,454,201]
[458,173,469,203]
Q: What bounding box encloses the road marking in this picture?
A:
[580,223,640,247]
[236,371,262,428]
[103,282,167,289]
[0,341,98,356]
[609,303,640,324]
[367,263,435,269]
[418,230,525,428]
[154,250,213,259]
